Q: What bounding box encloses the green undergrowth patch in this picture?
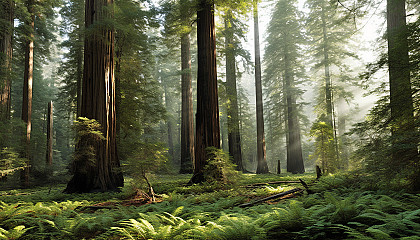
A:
[1,173,420,239]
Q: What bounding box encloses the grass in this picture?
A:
[1,172,419,239]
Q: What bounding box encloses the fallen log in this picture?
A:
[238,188,303,208]
[245,181,301,188]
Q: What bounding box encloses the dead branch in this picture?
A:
[238,188,303,208]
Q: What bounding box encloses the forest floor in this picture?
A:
[1,172,420,239]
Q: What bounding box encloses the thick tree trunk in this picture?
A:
[0,0,13,121]
[46,101,53,165]
[191,0,220,183]
[254,1,269,174]
[65,0,123,193]
[225,12,243,172]
[180,31,194,174]
[21,2,34,187]
[387,0,418,169]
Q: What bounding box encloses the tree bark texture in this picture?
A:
[283,50,305,174]
[65,0,123,192]
[115,43,121,147]
[191,0,220,183]
[254,2,269,174]
[21,0,34,187]
[46,101,53,165]
[225,11,243,172]
[180,31,194,174]
[0,0,13,121]
[387,0,418,167]
[76,42,83,117]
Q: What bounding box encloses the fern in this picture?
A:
[0,225,29,240]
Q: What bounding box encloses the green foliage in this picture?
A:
[0,148,26,179]
[124,142,168,190]
[310,121,338,173]
[72,117,104,170]
[204,147,240,185]
[0,225,28,240]
[0,173,420,239]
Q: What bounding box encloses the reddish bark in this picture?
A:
[191,0,220,183]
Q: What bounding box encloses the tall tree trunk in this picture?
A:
[65,0,123,193]
[320,1,340,164]
[321,2,333,128]
[21,0,34,187]
[46,101,53,165]
[225,11,243,171]
[179,31,194,173]
[387,0,417,168]
[254,1,269,174]
[284,50,304,174]
[191,0,220,183]
[0,0,13,121]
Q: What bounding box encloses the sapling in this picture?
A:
[124,142,168,202]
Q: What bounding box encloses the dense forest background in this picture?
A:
[1,0,419,190]
[1,0,420,238]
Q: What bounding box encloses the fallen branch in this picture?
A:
[239,188,303,208]
[299,179,314,194]
[245,181,301,188]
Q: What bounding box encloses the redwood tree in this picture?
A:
[65,0,123,193]
[254,0,269,174]
[21,0,35,187]
[0,0,13,121]
[387,0,417,168]
[224,10,243,171]
[191,0,220,183]
[179,0,194,174]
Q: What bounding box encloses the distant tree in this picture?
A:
[237,83,257,171]
[46,101,53,166]
[305,0,358,171]
[57,0,84,117]
[113,0,165,163]
[178,0,195,174]
[161,0,195,173]
[219,4,251,172]
[264,0,305,173]
[65,0,123,193]
[253,0,269,174]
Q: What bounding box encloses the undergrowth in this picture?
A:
[0,173,419,239]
